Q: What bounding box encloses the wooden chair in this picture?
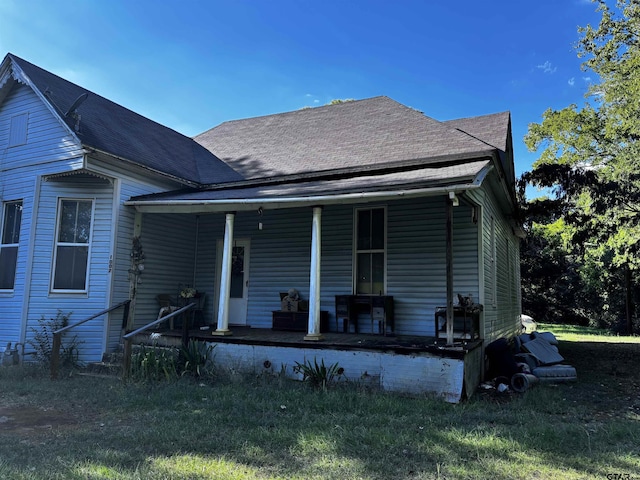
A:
[156,294,178,329]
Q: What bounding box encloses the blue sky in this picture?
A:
[0,0,602,179]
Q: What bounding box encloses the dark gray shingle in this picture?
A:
[8,53,243,185]
[195,96,505,182]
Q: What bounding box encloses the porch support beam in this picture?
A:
[126,211,143,331]
[305,206,324,341]
[446,194,455,345]
[213,212,235,336]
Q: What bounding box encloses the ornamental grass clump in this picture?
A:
[293,357,343,390]
[179,340,215,378]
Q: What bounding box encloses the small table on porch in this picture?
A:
[335,295,394,335]
[272,310,329,332]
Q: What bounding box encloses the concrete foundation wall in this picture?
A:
[209,342,472,403]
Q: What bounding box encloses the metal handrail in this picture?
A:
[121,302,195,379]
[50,299,131,379]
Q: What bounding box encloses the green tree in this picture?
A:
[521,0,640,333]
[326,98,355,105]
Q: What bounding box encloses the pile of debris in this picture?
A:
[482,331,577,394]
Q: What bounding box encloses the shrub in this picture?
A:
[179,340,215,378]
[27,311,82,368]
[293,357,343,390]
[130,343,178,382]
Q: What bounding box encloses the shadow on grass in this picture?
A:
[1,341,640,480]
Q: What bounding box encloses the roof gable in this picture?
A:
[4,53,243,185]
[445,111,515,194]
[195,96,501,182]
[444,111,511,152]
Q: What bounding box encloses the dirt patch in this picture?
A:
[561,340,640,418]
[0,406,79,435]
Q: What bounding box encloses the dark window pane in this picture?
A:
[356,253,372,294]
[357,210,371,250]
[372,252,384,295]
[0,247,18,289]
[2,202,22,245]
[230,246,244,298]
[59,200,92,243]
[58,201,78,243]
[76,201,92,243]
[371,208,385,249]
[54,246,88,290]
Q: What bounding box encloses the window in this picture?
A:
[355,207,386,294]
[52,199,93,292]
[9,113,28,147]
[0,201,22,290]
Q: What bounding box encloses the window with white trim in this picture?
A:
[51,199,93,292]
[355,207,386,295]
[0,201,22,290]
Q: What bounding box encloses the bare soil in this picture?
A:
[0,406,78,435]
[560,340,640,419]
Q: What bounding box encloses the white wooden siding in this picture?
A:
[0,84,84,169]
[24,177,114,363]
[0,83,85,349]
[467,177,522,343]
[125,213,197,330]
[102,164,187,352]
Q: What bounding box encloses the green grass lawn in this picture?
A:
[1,325,639,480]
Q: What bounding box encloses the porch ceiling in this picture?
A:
[126,159,492,213]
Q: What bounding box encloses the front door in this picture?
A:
[216,239,250,326]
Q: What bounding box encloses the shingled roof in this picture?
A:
[194,96,506,182]
[4,53,242,185]
[2,53,513,198]
[444,111,511,152]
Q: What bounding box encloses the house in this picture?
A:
[0,53,522,402]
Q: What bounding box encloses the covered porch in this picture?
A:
[116,162,494,402]
[122,162,491,344]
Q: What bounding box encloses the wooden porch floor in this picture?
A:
[139,326,482,359]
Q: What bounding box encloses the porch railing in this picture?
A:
[50,299,131,380]
[121,302,195,380]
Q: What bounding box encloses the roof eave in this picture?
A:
[198,150,496,192]
[125,164,493,214]
[85,147,201,188]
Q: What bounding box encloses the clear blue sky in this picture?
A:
[0,0,602,178]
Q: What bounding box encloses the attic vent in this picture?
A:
[9,112,28,147]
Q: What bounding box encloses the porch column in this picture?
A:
[446,194,455,345]
[126,211,143,331]
[213,212,235,336]
[304,206,324,341]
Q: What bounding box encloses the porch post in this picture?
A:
[213,212,235,336]
[126,211,143,331]
[446,195,455,345]
[305,206,323,341]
